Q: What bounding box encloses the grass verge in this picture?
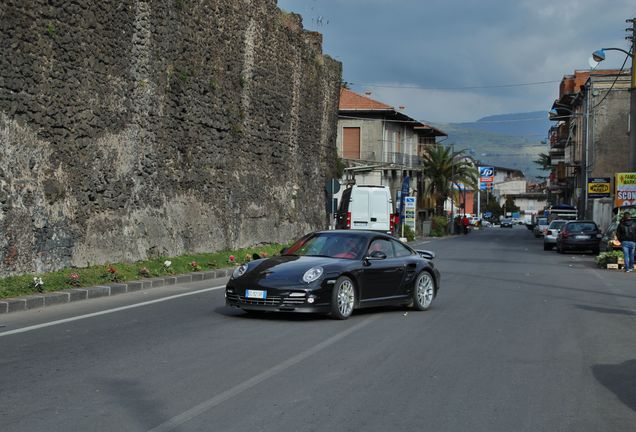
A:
[0,243,286,299]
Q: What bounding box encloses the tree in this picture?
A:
[502,196,520,214]
[534,153,551,171]
[420,145,479,216]
[479,190,503,220]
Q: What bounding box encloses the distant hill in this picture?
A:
[432,112,551,180]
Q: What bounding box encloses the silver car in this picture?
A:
[533,217,549,238]
[543,219,567,250]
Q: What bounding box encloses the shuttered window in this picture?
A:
[343,127,361,159]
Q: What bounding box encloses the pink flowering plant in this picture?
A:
[68,272,81,287]
[190,261,202,272]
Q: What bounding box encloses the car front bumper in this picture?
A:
[225,281,332,314]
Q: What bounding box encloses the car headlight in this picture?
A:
[302,267,323,283]
[232,264,248,279]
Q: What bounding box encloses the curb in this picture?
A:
[0,268,233,315]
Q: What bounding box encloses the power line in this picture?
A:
[348,80,560,91]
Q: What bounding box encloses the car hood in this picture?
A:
[235,255,351,286]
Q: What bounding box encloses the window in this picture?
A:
[368,239,394,258]
[343,127,361,159]
[392,240,413,258]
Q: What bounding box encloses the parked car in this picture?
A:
[500,218,513,228]
[335,185,394,233]
[599,221,621,252]
[555,220,602,254]
[543,219,567,250]
[225,230,440,320]
[533,217,549,237]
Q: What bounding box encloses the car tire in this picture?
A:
[557,243,564,254]
[592,247,600,255]
[330,276,355,320]
[412,271,436,311]
[543,243,551,251]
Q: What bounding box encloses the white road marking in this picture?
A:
[0,285,225,337]
[146,314,380,432]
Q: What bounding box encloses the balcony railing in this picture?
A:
[342,150,422,168]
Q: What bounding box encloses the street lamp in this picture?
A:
[592,18,636,170]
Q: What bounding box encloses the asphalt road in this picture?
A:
[2,225,636,431]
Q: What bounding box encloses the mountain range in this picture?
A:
[432,111,551,181]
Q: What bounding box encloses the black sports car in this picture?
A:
[225,230,440,319]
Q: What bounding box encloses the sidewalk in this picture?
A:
[0,268,234,314]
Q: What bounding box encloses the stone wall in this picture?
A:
[0,0,342,276]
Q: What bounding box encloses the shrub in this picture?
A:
[596,250,623,267]
[402,224,415,242]
[430,216,449,237]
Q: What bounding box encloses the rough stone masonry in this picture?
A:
[0,0,342,277]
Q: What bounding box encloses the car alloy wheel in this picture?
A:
[331,276,355,320]
[413,271,435,311]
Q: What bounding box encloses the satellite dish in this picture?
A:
[588,56,599,69]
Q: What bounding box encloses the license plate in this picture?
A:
[246,289,266,299]
[575,235,590,240]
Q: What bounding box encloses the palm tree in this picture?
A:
[533,153,551,171]
[421,145,479,216]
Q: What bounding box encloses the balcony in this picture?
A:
[341,150,422,168]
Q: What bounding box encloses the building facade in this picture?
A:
[548,70,631,229]
[336,88,447,232]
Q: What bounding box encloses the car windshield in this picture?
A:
[567,222,597,232]
[538,218,548,225]
[549,221,566,229]
[284,233,366,259]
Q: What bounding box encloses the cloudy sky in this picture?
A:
[277,0,635,123]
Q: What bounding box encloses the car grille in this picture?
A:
[238,295,282,306]
[227,292,307,306]
[282,297,306,305]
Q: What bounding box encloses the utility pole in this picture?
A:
[629,18,636,171]
[450,144,455,218]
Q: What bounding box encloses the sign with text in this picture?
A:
[587,177,611,199]
[615,173,636,207]
[399,176,410,218]
[479,166,494,183]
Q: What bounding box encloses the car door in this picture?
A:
[358,238,405,304]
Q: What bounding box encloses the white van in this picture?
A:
[335,185,394,233]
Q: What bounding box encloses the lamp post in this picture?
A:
[592,17,636,170]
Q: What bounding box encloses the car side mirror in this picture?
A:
[416,249,436,260]
[365,250,387,261]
